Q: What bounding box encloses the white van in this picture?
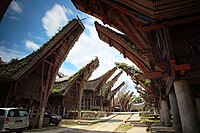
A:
[0,108,29,133]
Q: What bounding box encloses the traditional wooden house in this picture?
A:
[0,18,84,127]
[118,91,130,112]
[116,63,156,106]
[95,24,159,104]
[124,92,134,112]
[109,82,125,111]
[102,71,123,111]
[72,0,200,132]
[82,67,117,110]
[49,57,99,119]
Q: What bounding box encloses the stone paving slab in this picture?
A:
[127,127,147,133]
[26,113,136,133]
[79,114,132,132]
[78,114,118,125]
[126,112,141,122]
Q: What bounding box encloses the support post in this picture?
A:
[112,97,115,110]
[52,105,55,111]
[30,105,35,118]
[174,80,199,133]
[83,97,85,110]
[63,107,66,117]
[169,88,182,133]
[161,100,171,127]
[195,98,200,122]
[57,105,60,115]
[36,107,40,117]
[159,106,165,126]
[77,84,84,119]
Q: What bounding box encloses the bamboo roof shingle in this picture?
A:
[0,19,84,83]
[84,67,117,91]
[52,57,99,95]
[95,22,151,73]
[110,81,125,99]
[103,71,123,100]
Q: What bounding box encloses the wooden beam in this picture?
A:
[44,59,59,69]
[174,64,190,73]
[117,13,145,50]
[100,0,148,24]
[170,59,190,75]
[137,72,162,79]
[142,16,200,32]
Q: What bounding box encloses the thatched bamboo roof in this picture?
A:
[52,57,99,95]
[84,67,117,91]
[0,19,81,83]
[103,71,123,99]
[110,81,125,99]
[95,22,150,73]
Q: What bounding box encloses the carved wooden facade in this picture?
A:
[82,67,117,110]
[72,0,200,105]
[49,57,99,118]
[0,18,84,126]
[102,71,123,111]
[72,0,200,131]
[110,82,125,111]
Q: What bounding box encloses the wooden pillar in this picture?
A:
[57,105,60,115]
[63,107,66,117]
[169,88,182,133]
[112,97,115,107]
[77,85,84,119]
[30,105,35,118]
[89,92,92,110]
[195,98,200,122]
[52,105,55,111]
[36,106,40,117]
[159,106,165,126]
[174,80,199,133]
[83,97,85,110]
[161,100,171,126]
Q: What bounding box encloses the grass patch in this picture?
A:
[140,119,160,123]
[115,124,133,132]
[60,119,78,126]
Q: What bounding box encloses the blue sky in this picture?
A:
[0,0,138,95]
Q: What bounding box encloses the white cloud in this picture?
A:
[8,16,19,20]
[0,44,26,62]
[25,40,40,51]
[42,3,73,38]
[10,0,23,14]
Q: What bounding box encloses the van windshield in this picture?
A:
[0,109,5,116]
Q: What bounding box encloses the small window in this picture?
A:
[0,109,5,116]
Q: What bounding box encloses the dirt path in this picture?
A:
[32,113,132,133]
[78,114,131,132]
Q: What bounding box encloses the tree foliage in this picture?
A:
[132,96,143,104]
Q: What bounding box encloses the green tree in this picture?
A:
[133,96,143,104]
